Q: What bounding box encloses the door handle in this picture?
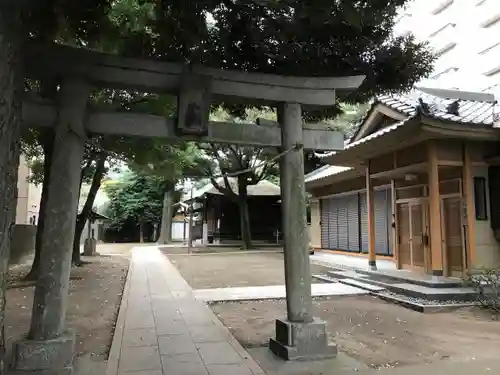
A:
[423,234,429,246]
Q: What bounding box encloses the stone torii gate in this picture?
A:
[12,42,364,373]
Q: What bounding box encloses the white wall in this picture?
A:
[16,155,42,225]
[80,219,101,244]
[172,221,188,242]
[472,166,500,268]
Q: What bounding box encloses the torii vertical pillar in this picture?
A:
[270,103,336,360]
[12,79,90,375]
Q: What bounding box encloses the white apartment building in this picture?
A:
[394,0,500,98]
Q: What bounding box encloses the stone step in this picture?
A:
[327,271,477,302]
[353,268,462,289]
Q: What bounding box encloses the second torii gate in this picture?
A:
[13,42,364,373]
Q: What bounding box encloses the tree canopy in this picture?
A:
[100,0,434,117]
[104,171,164,230]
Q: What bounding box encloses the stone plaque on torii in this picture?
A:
[13,41,365,373]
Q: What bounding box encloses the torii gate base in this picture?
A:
[269,103,336,361]
[270,319,337,360]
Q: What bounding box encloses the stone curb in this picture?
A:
[105,255,134,375]
[376,293,477,313]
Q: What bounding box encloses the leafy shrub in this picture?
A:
[465,268,500,313]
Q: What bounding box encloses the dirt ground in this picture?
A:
[212,296,500,369]
[167,250,332,289]
[5,243,133,365]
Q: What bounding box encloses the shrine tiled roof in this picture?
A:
[348,87,499,144]
[305,88,500,185]
[376,88,497,125]
[304,165,352,184]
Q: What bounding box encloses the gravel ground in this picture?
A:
[168,250,332,289]
[5,244,133,366]
[212,295,500,369]
[377,290,477,306]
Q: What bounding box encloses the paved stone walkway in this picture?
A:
[106,246,265,375]
[193,283,366,302]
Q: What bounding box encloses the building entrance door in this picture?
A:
[442,196,465,276]
[397,200,429,272]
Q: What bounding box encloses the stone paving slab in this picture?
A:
[193,283,367,302]
[105,246,265,375]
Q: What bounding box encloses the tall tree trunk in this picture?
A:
[237,176,252,250]
[24,132,54,281]
[158,188,174,244]
[72,152,107,266]
[139,219,145,243]
[0,8,23,373]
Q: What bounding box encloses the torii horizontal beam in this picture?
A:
[22,101,344,151]
[25,42,365,107]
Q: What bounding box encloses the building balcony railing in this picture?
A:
[475,0,500,27]
[429,23,457,56]
[476,42,500,76]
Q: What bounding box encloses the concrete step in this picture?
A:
[353,268,462,289]
[326,271,477,302]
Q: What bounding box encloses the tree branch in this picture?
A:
[210,176,237,201]
[228,145,244,169]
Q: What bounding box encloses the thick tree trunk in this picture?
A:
[72,153,107,266]
[0,10,23,373]
[158,189,174,244]
[237,176,252,250]
[139,220,145,243]
[24,133,54,281]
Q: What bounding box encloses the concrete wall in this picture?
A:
[172,221,188,242]
[16,155,30,224]
[473,166,500,268]
[309,200,321,248]
[9,224,36,265]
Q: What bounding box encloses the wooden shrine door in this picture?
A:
[442,196,465,276]
[397,200,428,272]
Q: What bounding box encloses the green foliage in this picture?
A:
[201,107,279,192]
[323,103,371,140]
[130,140,212,188]
[465,268,500,313]
[90,0,434,119]
[104,171,164,228]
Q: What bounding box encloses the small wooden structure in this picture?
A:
[10,40,364,372]
[188,178,282,244]
[307,87,500,277]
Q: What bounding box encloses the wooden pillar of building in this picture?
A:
[462,143,477,272]
[366,163,377,270]
[391,180,401,269]
[270,103,336,361]
[427,141,444,277]
[12,79,90,374]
